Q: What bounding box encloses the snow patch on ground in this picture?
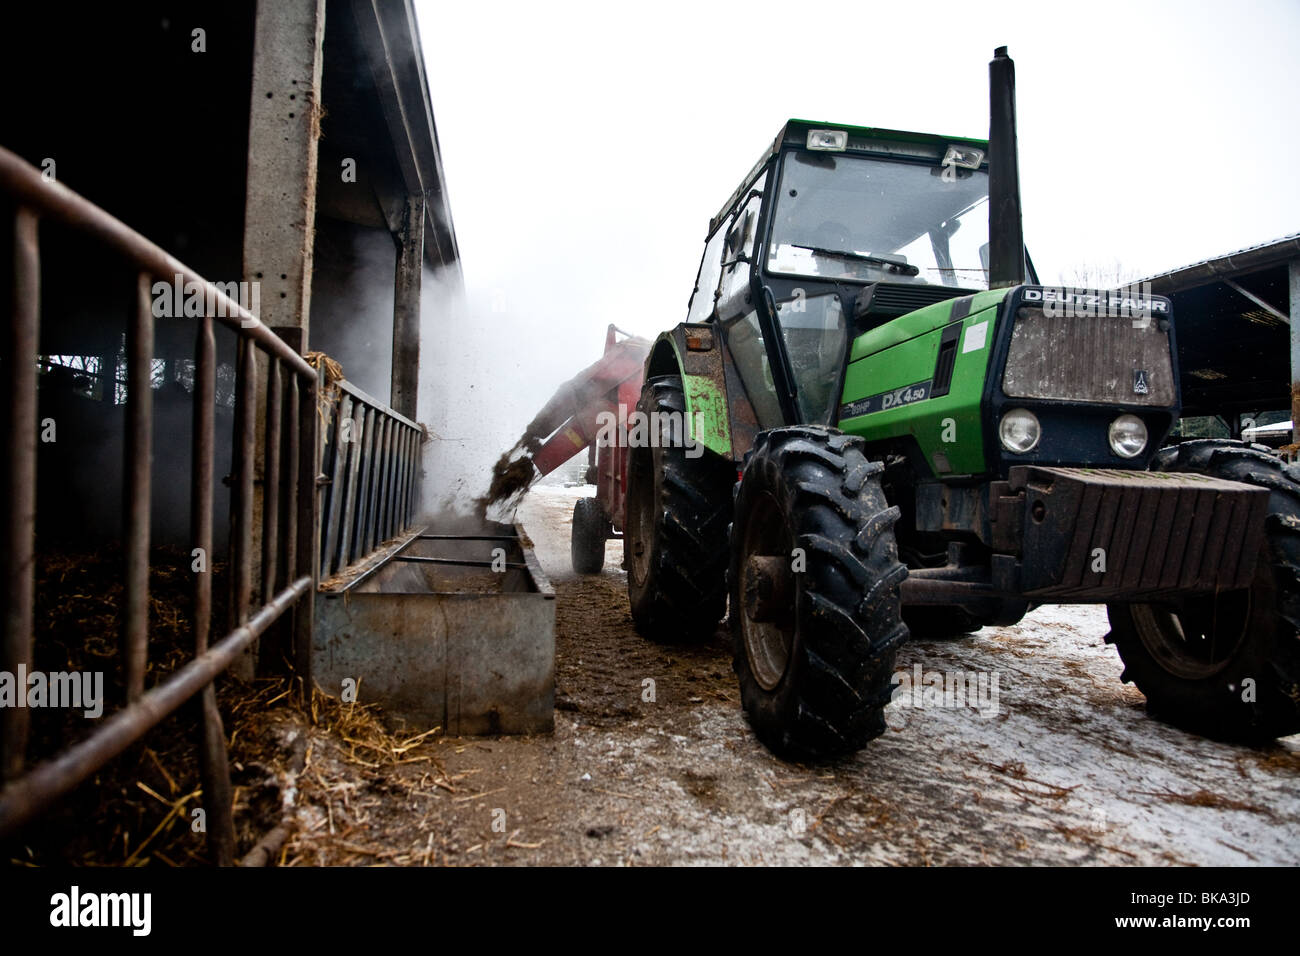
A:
[508,484,1300,866]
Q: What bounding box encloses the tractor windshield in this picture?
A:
[766,150,991,290]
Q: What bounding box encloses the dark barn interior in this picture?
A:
[2,0,459,549]
[0,0,463,863]
[1150,241,1300,424]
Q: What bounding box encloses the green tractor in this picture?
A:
[624,47,1300,759]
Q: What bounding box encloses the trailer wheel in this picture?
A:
[624,376,734,643]
[1106,440,1300,740]
[571,497,608,574]
[730,427,909,759]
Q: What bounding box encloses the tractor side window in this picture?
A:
[717,172,769,322]
[776,293,847,425]
[687,221,730,323]
[723,309,785,429]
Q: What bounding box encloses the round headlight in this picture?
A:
[1109,414,1148,458]
[999,408,1041,454]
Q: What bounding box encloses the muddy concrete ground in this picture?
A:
[284,483,1300,866]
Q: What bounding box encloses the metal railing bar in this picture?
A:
[122,273,154,703]
[395,425,410,533]
[293,377,318,699]
[356,405,379,556]
[389,420,404,537]
[2,206,39,782]
[320,393,352,578]
[407,427,420,525]
[396,426,411,531]
[387,422,402,541]
[316,415,338,560]
[364,409,385,553]
[372,416,390,544]
[365,407,384,553]
[283,377,300,595]
[398,425,410,533]
[232,339,257,625]
[314,383,426,575]
[409,427,420,521]
[0,147,315,382]
[0,576,311,839]
[333,377,419,430]
[192,317,216,630]
[337,402,364,568]
[260,359,282,605]
[379,416,397,541]
[191,314,234,865]
[393,556,528,570]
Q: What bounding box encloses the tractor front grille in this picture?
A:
[1002,307,1176,406]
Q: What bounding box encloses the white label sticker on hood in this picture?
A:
[962,320,988,354]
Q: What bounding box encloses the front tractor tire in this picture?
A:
[1107,440,1300,740]
[730,427,910,760]
[624,376,735,643]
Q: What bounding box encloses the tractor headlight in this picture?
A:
[999,408,1041,454]
[1108,414,1148,458]
[806,129,847,151]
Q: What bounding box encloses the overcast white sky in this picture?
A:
[419,0,1299,333]
[412,0,1300,490]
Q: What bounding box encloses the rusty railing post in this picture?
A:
[295,373,319,702]
[2,207,40,781]
[123,272,154,703]
[261,358,282,611]
[232,338,257,627]
[192,314,235,865]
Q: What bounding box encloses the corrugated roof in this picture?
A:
[1142,232,1300,294]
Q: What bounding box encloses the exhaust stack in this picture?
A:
[988,46,1025,288]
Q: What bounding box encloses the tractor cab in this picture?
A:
[764,123,996,292]
[693,119,1033,431]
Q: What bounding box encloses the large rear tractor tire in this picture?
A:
[730,427,909,759]
[1106,440,1300,740]
[624,376,735,643]
[571,497,608,574]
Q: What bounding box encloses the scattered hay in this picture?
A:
[273,686,461,867]
[8,544,453,867]
[984,760,1079,800]
[1133,787,1275,818]
[305,350,345,425]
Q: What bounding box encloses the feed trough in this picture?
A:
[313,520,555,735]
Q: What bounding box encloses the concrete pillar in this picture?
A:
[391,195,424,419]
[238,0,326,676]
[241,0,326,332]
[1291,258,1300,446]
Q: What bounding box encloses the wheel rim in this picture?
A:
[1131,588,1253,680]
[627,444,653,587]
[740,489,796,691]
